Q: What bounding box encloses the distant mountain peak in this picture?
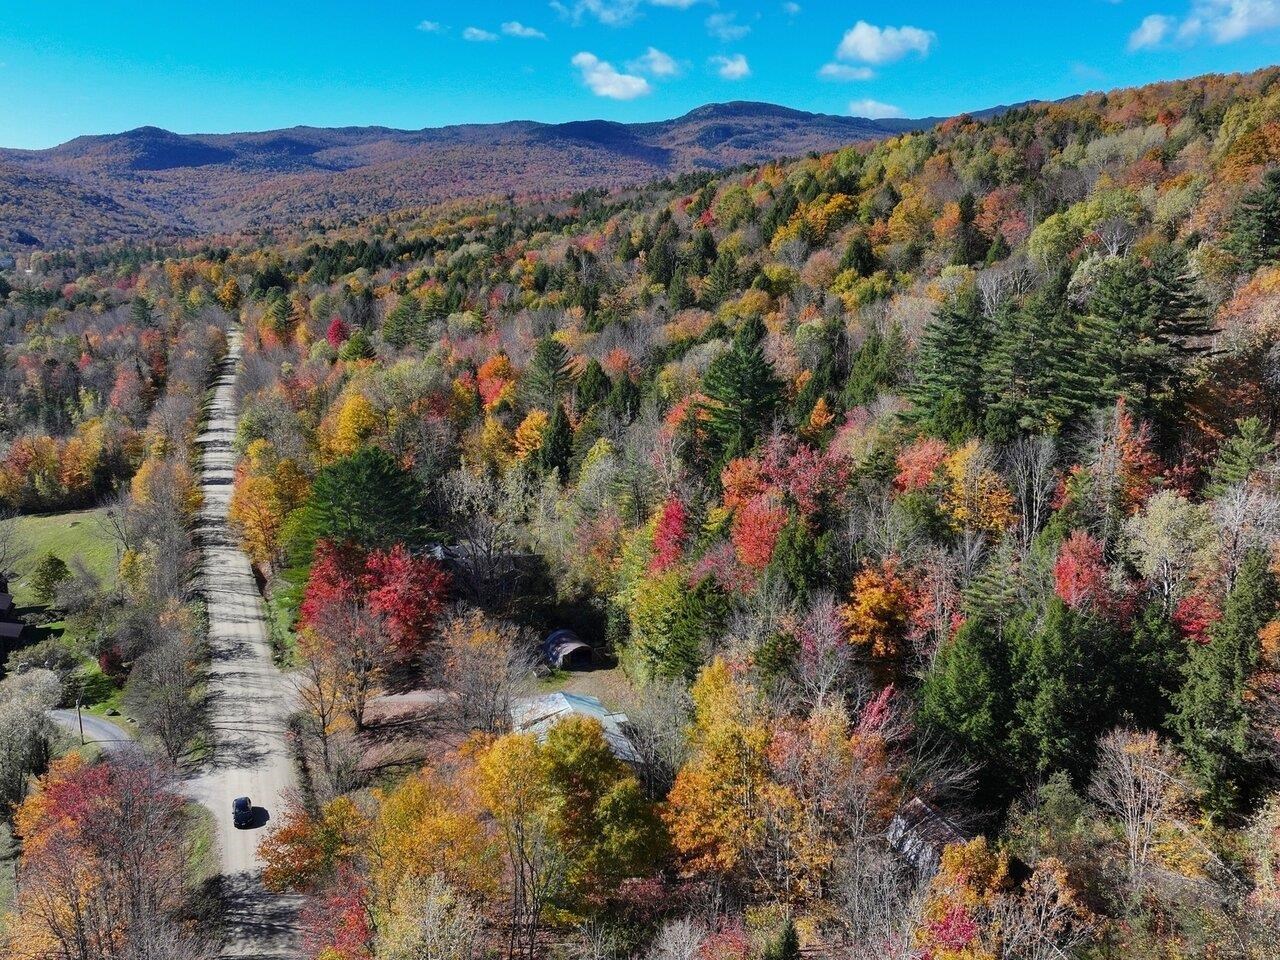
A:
[675,101,822,122]
[0,99,987,248]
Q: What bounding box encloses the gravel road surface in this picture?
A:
[184,328,303,959]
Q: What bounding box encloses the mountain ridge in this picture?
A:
[0,99,1027,249]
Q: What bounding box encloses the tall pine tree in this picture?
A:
[1207,417,1276,496]
[522,336,574,411]
[1172,548,1277,817]
[1084,251,1210,443]
[536,404,574,481]
[1231,167,1280,272]
[907,290,992,441]
[700,315,782,464]
[983,273,1100,441]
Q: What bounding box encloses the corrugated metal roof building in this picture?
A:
[510,692,641,765]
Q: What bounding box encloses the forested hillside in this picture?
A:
[0,102,938,248]
[6,64,1280,959]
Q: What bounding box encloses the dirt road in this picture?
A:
[185,327,303,959]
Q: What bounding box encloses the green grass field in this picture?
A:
[9,507,119,607]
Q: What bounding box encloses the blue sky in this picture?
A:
[1,0,1278,149]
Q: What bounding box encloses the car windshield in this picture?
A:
[234,798,250,810]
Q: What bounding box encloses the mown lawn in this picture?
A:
[5,507,129,721]
[9,507,119,607]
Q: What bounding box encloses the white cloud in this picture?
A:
[784,2,802,14]
[1189,0,1280,41]
[502,21,547,39]
[1129,1,1280,49]
[630,46,682,77]
[554,0,642,26]
[463,26,497,41]
[553,0,706,25]
[1127,13,1173,49]
[836,21,935,64]
[1071,62,1106,82]
[416,20,443,32]
[819,63,875,81]
[710,53,751,79]
[706,12,751,40]
[849,98,905,119]
[572,52,653,99]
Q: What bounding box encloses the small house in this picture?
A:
[510,692,640,765]
[542,628,594,670]
[887,796,969,877]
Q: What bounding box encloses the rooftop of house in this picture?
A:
[510,691,641,765]
[887,796,970,877]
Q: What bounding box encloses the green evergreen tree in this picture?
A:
[839,233,876,278]
[1230,167,1280,272]
[575,358,610,410]
[302,447,426,551]
[919,616,1008,768]
[338,328,375,361]
[616,228,636,262]
[1172,548,1277,817]
[646,216,680,286]
[700,315,782,463]
[768,520,834,599]
[763,920,800,960]
[950,192,986,265]
[30,552,70,606]
[1128,598,1185,729]
[906,290,991,441]
[523,336,573,411]
[264,294,290,338]
[382,295,421,349]
[1148,246,1212,358]
[665,579,728,679]
[419,288,447,324]
[606,374,641,422]
[1010,600,1121,779]
[1084,252,1208,439]
[536,404,574,481]
[1208,416,1276,495]
[130,296,155,329]
[844,326,904,408]
[667,265,695,311]
[1084,258,1164,415]
[983,276,1100,441]
[984,232,1011,264]
[703,250,738,306]
[961,540,1024,629]
[689,227,717,272]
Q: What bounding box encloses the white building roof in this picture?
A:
[510,692,641,764]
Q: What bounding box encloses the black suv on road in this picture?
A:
[232,796,253,829]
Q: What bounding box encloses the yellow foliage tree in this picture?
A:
[216,277,242,311]
[368,766,494,912]
[468,415,514,470]
[803,396,835,441]
[941,440,1016,534]
[229,439,310,570]
[665,658,770,876]
[513,409,550,460]
[841,559,914,659]
[130,456,202,517]
[327,390,380,459]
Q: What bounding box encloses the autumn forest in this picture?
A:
[2,59,1280,960]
